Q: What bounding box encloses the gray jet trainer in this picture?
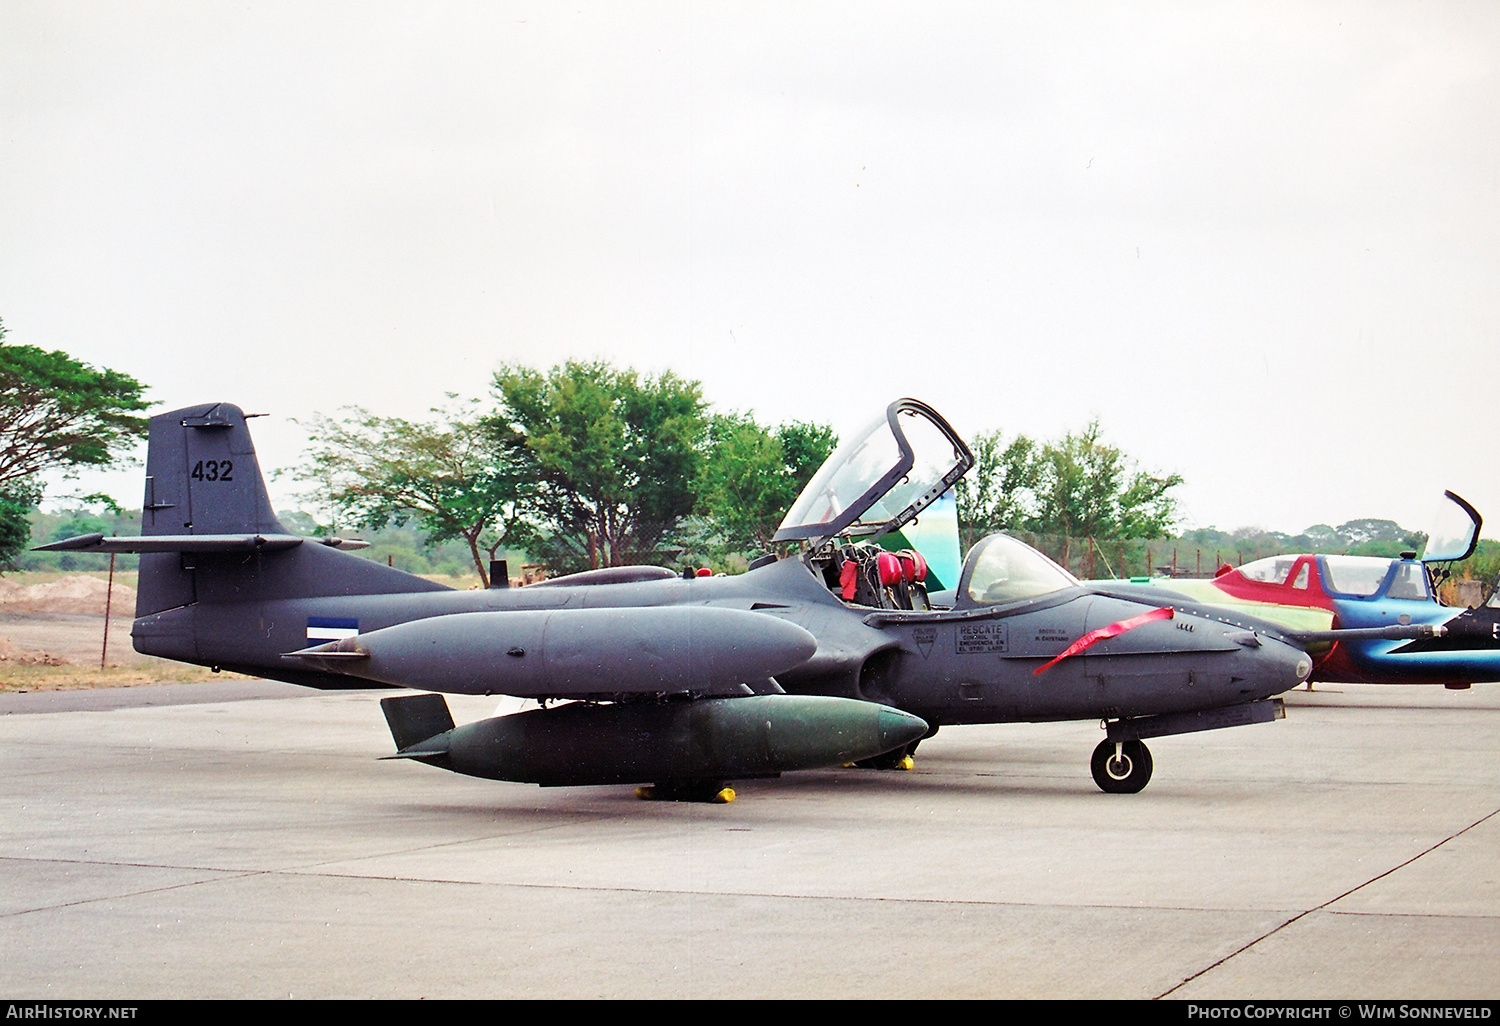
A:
[43,399,1438,801]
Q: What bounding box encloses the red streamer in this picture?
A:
[1033,606,1175,676]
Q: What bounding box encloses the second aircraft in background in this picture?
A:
[1097,492,1497,689]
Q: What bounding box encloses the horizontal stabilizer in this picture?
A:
[381,693,456,755]
[37,532,303,553]
[35,532,370,553]
[382,735,453,759]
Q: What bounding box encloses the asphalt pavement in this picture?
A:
[2,680,1498,999]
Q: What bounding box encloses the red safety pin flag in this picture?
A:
[1034,606,1175,676]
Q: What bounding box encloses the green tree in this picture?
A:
[0,480,41,570]
[1335,518,1425,554]
[492,361,706,571]
[954,429,1039,552]
[0,320,148,486]
[955,420,1182,551]
[1031,421,1182,539]
[696,412,837,556]
[0,319,148,568]
[1451,539,1500,601]
[294,398,535,587]
[19,496,140,572]
[777,421,840,489]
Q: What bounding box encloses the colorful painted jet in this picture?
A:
[1101,493,1498,689]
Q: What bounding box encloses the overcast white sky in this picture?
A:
[2,1,1496,537]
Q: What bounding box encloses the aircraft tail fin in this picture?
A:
[381,693,456,756]
[139,402,288,539]
[34,402,454,684]
[37,402,452,619]
[131,403,269,616]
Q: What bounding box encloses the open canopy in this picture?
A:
[773,399,973,548]
[1421,490,1482,563]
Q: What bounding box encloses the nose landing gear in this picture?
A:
[1091,738,1153,794]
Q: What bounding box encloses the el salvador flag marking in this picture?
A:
[307,616,359,642]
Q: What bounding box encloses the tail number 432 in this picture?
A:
[191,459,233,482]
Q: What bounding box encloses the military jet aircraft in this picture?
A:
[39,399,1438,799]
[1096,492,1498,689]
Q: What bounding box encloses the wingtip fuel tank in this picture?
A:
[292,606,819,698]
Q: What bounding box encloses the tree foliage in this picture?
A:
[492,361,706,571]
[953,430,1039,551]
[294,398,534,586]
[289,362,838,578]
[1180,519,1426,560]
[0,480,43,570]
[1333,518,1424,550]
[696,412,837,555]
[14,494,136,572]
[956,420,1182,551]
[0,319,149,570]
[0,320,148,487]
[1033,421,1182,539]
[1451,539,1500,601]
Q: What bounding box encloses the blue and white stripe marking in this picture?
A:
[306,616,359,643]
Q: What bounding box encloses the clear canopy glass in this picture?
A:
[1321,555,1400,598]
[775,400,971,546]
[776,413,896,539]
[957,533,1081,606]
[1422,491,1481,563]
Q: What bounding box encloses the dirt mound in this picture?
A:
[0,575,136,617]
[0,635,69,665]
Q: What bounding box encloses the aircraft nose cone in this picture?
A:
[879,707,930,752]
[1252,639,1314,697]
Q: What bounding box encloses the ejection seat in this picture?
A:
[831,544,931,610]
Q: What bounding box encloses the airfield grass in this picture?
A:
[0,659,242,692]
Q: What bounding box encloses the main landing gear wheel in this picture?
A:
[853,742,917,771]
[851,726,935,770]
[635,782,736,804]
[1090,739,1153,794]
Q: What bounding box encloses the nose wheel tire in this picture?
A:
[1091,739,1153,794]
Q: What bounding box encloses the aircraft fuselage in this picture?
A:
[134,548,1309,729]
